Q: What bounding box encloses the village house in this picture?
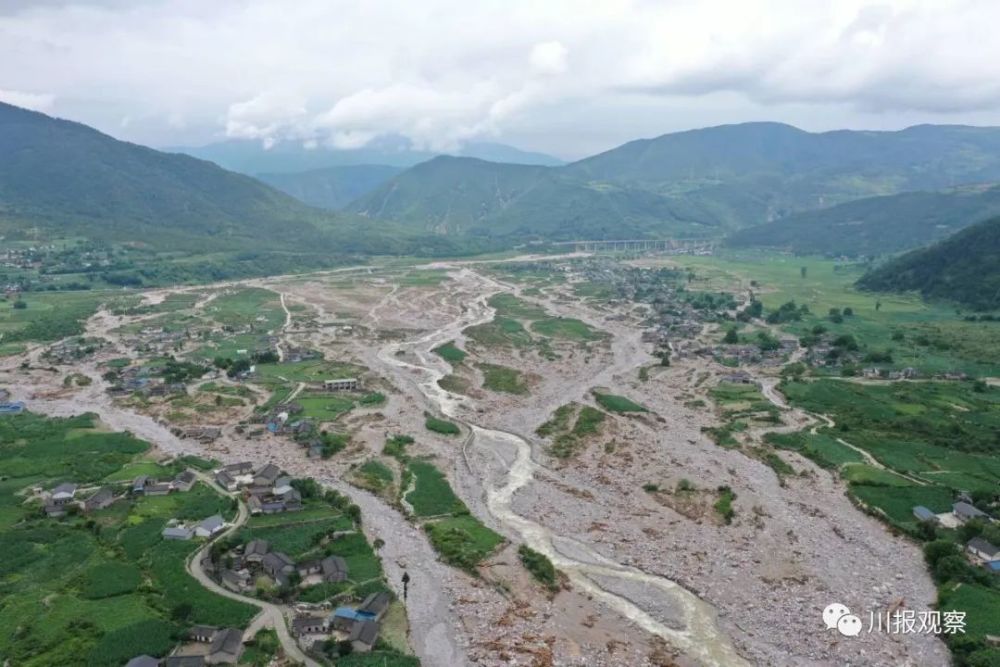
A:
[349,619,380,653]
[253,463,282,487]
[719,371,757,386]
[162,525,194,541]
[357,591,392,621]
[0,401,26,414]
[124,655,160,667]
[330,607,368,632]
[189,625,218,643]
[321,555,349,583]
[220,568,251,592]
[291,616,328,637]
[206,628,243,665]
[132,475,150,494]
[173,470,197,492]
[195,514,225,538]
[163,657,205,667]
[214,470,237,492]
[83,487,116,512]
[50,482,77,505]
[145,481,173,496]
[262,551,296,586]
[966,537,1000,563]
[243,539,270,565]
[323,377,359,391]
[954,502,991,523]
[912,506,939,523]
[180,426,222,443]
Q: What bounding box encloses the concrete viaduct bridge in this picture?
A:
[552,238,715,254]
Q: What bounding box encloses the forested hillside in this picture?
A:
[857,216,1000,309]
[727,185,1000,256]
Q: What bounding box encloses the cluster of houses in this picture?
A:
[860,367,971,382]
[43,467,202,517]
[176,426,222,443]
[209,537,350,592]
[107,365,187,398]
[292,591,392,655]
[214,462,304,515]
[42,337,105,364]
[704,337,798,368]
[913,501,1000,571]
[126,626,244,666]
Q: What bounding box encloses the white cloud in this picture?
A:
[1,0,999,155]
[0,88,55,111]
[530,41,568,75]
[224,91,308,143]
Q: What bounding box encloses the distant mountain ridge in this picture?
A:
[348,122,1000,241]
[726,184,1000,256]
[0,101,344,253]
[172,137,564,175]
[857,216,1000,310]
[257,165,404,210]
[346,155,730,241]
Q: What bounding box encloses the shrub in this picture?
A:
[518,545,559,591]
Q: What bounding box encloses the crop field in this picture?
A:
[776,375,1000,653]
[667,252,1000,376]
[254,359,366,384]
[0,290,106,344]
[433,341,467,364]
[464,316,533,348]
[536,402,607,458]
[425,414,460,435]
[477,362,528,394]
[0,412,255,665]
[205,287,285,331]
[405,461,467,517]
[423,515,504,574]
[593,391,647,413]
[236,515,354,558]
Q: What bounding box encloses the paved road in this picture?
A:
[186,497,319,667]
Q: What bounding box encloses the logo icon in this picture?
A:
[823,603,862,637]
[837,613,863,637]
[823,603,851,630]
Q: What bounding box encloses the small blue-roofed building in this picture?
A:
[0,401,25,415]
[987,561,1000,572]
[913,506,938,523]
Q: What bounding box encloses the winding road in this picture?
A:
[185,492,320,667]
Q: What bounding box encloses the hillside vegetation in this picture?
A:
[857,216,1000,310]
[257,164,403,210]
[349,122,1000,242]
[727,185,1000,257]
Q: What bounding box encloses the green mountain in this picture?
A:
[257,164,403,210]
[857,216,1000,310]
[348,156,729,241]
[349,122,1000,240]
[0,101,346,253]
[726,185,1000,256]
[567,122,1000,205]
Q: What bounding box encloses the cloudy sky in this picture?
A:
[2,0,998,159]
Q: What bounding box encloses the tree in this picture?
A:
[843,307,854,316]
[373,538,385,552]
[800,266,808,278]
[12,299,27,310]
[923,539,959,567]
[171,602,193,622]
[723,328,739,344]
[346,503,362,525]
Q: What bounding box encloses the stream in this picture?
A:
[374,269,749,667]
